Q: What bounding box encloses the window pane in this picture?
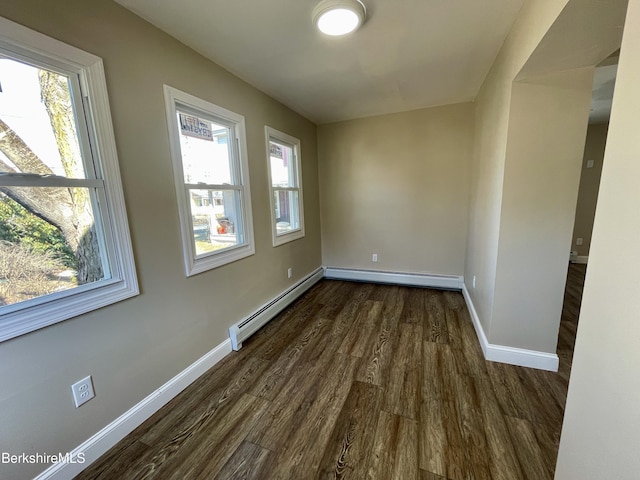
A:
[273,190,300,235]
[166,86,255,275]
[190,189,243,257]
[0,57,87,179]
[177,112,232,185]
[269,140,296,188]
[0,187,106,306]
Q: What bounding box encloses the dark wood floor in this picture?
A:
[76,264,587,480]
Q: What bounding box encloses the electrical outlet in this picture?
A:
[576,238,583,246]
[287,267,292,279]
[71,376,95,408]
[586,160,595,169]
[372,253,378,263]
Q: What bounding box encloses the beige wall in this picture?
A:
[0,1,321,479]
[318,103,473,276]
[464,0,570,334]
[491,68,593,352]
[556,0,640,475]
[571,123,608,257]
[465,0,625,353]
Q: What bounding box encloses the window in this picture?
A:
[265,126,305,246]
[0,17,138,342]
[164,86,254,275]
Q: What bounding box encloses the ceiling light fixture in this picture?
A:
[312,0,366,36]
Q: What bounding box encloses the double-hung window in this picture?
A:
[164,86,254,276]
[265,126,304,246]
[0,17,138,342]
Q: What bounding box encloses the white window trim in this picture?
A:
[164,85,255,276]
[265,126,305,247]
[0,16,139,343]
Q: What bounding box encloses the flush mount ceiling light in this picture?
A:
[313,0,366,36]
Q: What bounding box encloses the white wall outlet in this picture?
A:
[372,253,378,263]
[586,159,595,169]
[576,237,584,246]
[472,275,476,289]
[287,267,292,279]
[71,376,95,408]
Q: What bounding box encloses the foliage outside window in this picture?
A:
[265,126,304,246]
[164,86,255,276]
[0,17,138,342]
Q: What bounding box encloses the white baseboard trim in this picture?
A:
[460,283,490,356]
[36,266,326,479]
[34,339,233,480]
[461,284,559,372]
[571,255,588,264]
[323,267,463,290]
[483,343,559,371]
[229,267,325,350]
[34,266,559,479]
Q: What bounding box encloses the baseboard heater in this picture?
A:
[323,267,463,290]
[228,267,324,350]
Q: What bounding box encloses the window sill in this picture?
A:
[273,228,305,247]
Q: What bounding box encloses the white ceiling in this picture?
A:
[512,0,626,126]
[115,0,524,124]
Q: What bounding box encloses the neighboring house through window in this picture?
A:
[265,126,304,246]
[164,86,255,276]
[0,16,138,342]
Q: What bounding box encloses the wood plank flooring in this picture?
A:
[76,264,586,480]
